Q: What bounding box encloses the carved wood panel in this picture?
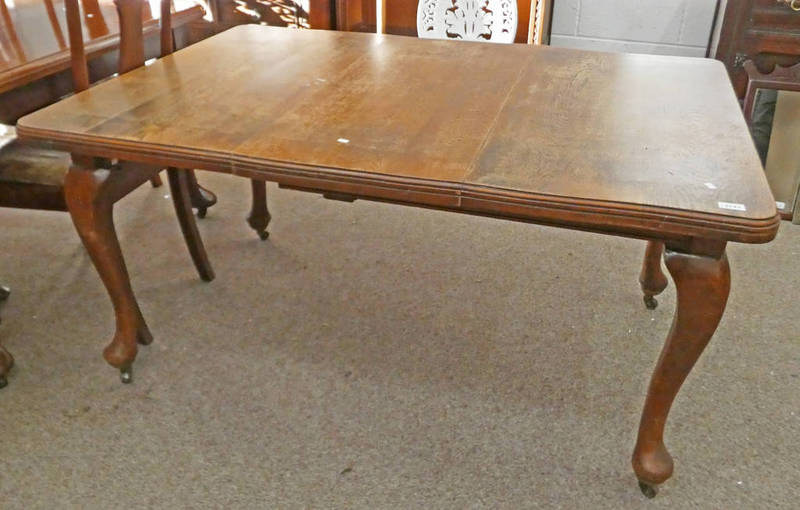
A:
[417,0,517,43]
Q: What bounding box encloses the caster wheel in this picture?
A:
[638,481,657,499]
[120,366,133,384]
[0,285,9,300]
[196,207,207,219]
[643,295,658,310]
[0,376,7,389]
[258,230,269,241]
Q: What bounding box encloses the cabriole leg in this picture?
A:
[64,157,155,383]
[632,246,730,497]
[639,241,667,310]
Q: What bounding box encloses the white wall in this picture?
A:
[550,0,720,57]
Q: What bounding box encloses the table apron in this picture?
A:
[16,131,781,248]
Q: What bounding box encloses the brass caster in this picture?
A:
[638,481,657,499]
[0,285,9,300]
[196,207,207,219]
[120,366,133,384]
[258,230,269,241]
[0,376,7,389]
[643,295,658,310]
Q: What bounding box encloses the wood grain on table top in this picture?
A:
[17,25,780,243]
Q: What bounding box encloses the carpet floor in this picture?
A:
[1,172,798,509]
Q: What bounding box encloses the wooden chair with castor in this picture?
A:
[0,0,215,388]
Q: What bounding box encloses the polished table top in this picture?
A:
[0,0,204,93]
[17,25,780,244]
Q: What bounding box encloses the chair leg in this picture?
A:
[247,179,271,240]
[166,168,215,282]
[150,173,163,187]
[0,284,8,321]
[0,343,12,389]
[0,283,8,325]
[0,285,11,387]
[186,170,217,218]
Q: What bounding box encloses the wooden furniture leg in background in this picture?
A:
[639,241,668,309]
[166,168,215,281]
[0,343,12,389]
[186,170,217,218]
[149,170,217,218]
[632,244,730,497]
[0,284,11,388]
[0,283,8,314]
[247,179,271,240]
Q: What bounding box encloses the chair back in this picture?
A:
[415,0,547,45]
[64,0,174,93]
[416,0,517,44]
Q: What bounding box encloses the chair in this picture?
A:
[0,0,214,387]
[414,0,549,45]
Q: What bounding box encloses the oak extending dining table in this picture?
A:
[16,25,780,497]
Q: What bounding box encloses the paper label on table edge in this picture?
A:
[717,201,746,212]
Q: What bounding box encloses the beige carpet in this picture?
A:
[1,172,798,509]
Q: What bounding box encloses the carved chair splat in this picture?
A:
[413,0,550,45]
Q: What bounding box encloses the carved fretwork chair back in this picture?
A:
[415,0,548,45]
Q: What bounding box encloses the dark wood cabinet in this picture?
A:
[715,0,800,97]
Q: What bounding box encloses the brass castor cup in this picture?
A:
[638,481,657,499]
[643,295,658,310]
